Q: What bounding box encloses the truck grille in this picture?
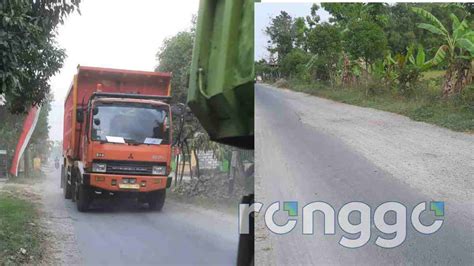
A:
[94,160,165,175]
[108,164,151,175]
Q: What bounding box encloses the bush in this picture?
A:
[280,49,310,79]
[396,65,422,96]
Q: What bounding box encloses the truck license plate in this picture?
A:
[118,183,140,189]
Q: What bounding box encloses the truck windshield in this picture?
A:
[91,103,170,145]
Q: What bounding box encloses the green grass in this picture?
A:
[421,70,445,80]
[0,193,43,265]
[285,80,474,132]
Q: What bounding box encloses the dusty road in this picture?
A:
[39,166,238,265]
[255,84,474,265]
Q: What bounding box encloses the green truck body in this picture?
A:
[187,0,254,149]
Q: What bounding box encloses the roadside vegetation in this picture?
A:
[1,0,76,177]
[1,2,73,263]
[256,3,474,132]
[0,191,44,265]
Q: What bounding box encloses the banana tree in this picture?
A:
[412,7,474,96]
[372,46,432,92]
[407,44,436,71]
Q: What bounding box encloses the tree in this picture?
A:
[265,11,294,63]
[412,7,474,96]
[306,23,342,82]
[0,0,80,114]
[292,17,307,50]
[155,31,195,104]
[344,20,387,72]
[322,3,365,25]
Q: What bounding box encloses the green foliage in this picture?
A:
[0,93,52,171]
[306,23,342,82]
[0,107,23,155]
[344,20,387,67]
[0,0,80,114]
[29,94,52,157]
[255,59,278,81]
[292,17,307,49]
[413,7,474,61]
[265,11,295,63]
[280,49,309,79]
[322,3,389,28]
[155,30,195,104]
[321,3,366,25]
[412,6,473,95]
[261,3,473,101]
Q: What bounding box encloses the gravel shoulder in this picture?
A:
[267,84,474,202]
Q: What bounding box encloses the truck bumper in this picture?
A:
[89,173,172,192]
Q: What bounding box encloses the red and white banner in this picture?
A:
[9,106,41,176]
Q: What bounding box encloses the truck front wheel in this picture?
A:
[148,190,166,211]
[76,184,91,212]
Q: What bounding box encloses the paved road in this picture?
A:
[255,84,474,265]
[40,166,238,265]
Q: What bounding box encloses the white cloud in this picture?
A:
[48,0,199,141]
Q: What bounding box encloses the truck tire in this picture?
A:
[237,194,254,266]
[76,184,91,212]
[148,190,166,211]
[63,167,72,199]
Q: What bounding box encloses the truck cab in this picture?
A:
[62,66,172,212]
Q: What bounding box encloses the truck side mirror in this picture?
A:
[76,108,84,123]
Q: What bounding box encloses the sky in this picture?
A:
[48,0,199,140]
[255,1,331,61]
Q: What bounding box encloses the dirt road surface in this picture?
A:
[37,165,238,265]
[255,84,473,265]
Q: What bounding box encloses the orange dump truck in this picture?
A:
[61,66,172,212]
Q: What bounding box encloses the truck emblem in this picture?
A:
[152,155,165,160]
[128,153,134,159]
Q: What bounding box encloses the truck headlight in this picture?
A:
[152,166,166,175]
[92,163,107,173]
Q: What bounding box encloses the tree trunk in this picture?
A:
[342,55,351,86]
[179,148,186,186]
[174,144,180,186]
[230,150,245,187]
[184,140,192,181]
[24,147,30,178]
[453,60,472,94]
[442,62,455,97]
[193,148,200,179]
[227,158,233,195]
